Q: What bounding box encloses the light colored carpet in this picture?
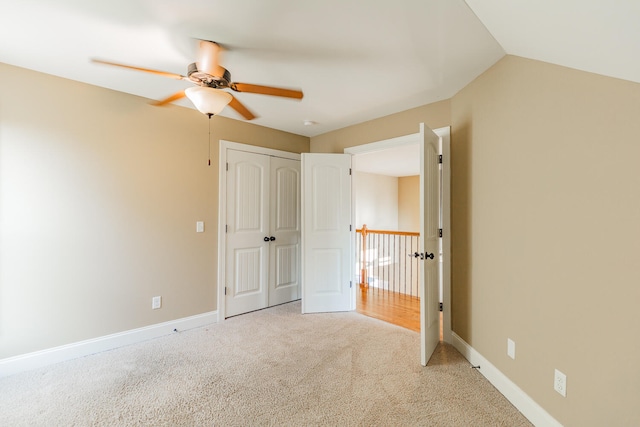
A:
[0,301,532,426]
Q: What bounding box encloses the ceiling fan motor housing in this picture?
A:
[187,62,231,88]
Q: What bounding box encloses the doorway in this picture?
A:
[345,127,451,343]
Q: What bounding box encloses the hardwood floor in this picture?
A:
[356,287,444,340]
[356,287,421,332]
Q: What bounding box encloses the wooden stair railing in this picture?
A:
[356,224,420,297]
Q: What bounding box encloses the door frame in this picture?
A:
[217,140,301,320]
[344,126,451,343]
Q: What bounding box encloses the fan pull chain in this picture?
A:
[207,113,212,166]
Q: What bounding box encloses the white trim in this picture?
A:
[436,126,452,343]
[220,140,301,160]
[217,140,301,320]
[344,132,420,155]
[0,311,218,378]
[451,333,563,427]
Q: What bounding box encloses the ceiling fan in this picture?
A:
[91,40,303,120]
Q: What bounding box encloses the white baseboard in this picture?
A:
[451,332,562,427]
[0,311,218,378]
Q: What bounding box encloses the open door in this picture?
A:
[420,123,441,365]
[301,153,353,313]
[301,125,439,367]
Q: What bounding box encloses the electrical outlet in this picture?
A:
[507,338,516,359]
[152,296,162,310]
[554,369,567,397]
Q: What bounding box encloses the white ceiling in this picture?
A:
[465,0,640,85]
[0,1,637,138]
[0,0,502,137]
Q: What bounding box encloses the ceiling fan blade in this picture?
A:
[197,40,226,78]
[91,59,187,80]
[152,90,186,106]
[228,95,256,120]
[231,83,303,100]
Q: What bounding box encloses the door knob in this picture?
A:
[264,236,270,242]
[269,236,276,241]
[411,252,434,260]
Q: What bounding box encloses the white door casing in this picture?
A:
[420,123,441,365]
[438,127,452,345]
[301,153,353,314]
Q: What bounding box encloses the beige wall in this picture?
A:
[310,100,451,153]
[0,63,308,358]
[354,172,398,230]
[451,55,640,426]
[354,172,419,232]
[398,176,419,232]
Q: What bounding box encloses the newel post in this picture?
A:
[360,224,368,288]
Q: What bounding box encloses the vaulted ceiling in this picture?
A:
[1,1,637,137]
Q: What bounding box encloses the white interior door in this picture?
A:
[420,123,441,365]
[268,157,301,306]
[301,153,352,313]
[226,150,270,317]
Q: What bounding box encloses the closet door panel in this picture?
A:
[226,150,270,317]
[269,157,301,306]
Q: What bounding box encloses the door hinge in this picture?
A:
[438,155,443,164]
[439,228,443,238]
[439,302,443,312]
[226,162,229,171]
[226,224,228,233]
[349,168,352,175]
[350,224,352,232]
[350,281,353,288]
[224,287,227,295]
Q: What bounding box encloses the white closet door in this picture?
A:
[226,149,270,317]
[268,157,301,306]
[301,153,353,313]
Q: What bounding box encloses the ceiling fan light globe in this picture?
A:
[185,86,232,115]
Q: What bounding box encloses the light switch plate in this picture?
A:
[507,338,516,359]
[196,221,204,233]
